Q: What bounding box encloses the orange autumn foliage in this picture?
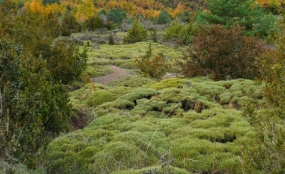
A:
[28,0,45,13]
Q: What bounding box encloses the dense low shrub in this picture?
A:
[43,78,265,174]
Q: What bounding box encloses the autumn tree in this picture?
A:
[75,0,96,26]
[197,0,277,37]
[178,24,265,80]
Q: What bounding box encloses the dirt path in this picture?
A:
[91,65,182,85]
[91,65,130,85]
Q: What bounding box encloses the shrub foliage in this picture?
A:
[135,43,170,78]
[163,21,199,45]
[61,12,80,36]
[178,24,265,80]
[0,1,87,168]
[156,10,171,24]
[124,17,148,43]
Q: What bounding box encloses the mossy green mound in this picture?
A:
[45,77,264,173]
[87,42,182,70]
[69,83,131,110]
[86,65,112,78]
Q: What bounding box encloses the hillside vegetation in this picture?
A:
[1,0,285,173]
[46,77,264,173]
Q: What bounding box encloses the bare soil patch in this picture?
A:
[91,65,131,85]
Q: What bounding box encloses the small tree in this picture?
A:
[150,29,157,42]
[61,12,80,36]
[107,8,126,24]
[178,22,199,45]
[135,43,170,78]
[157,10,171,24]
[86,16,104,31]
[178,24,265,80]
[163,21,183,40]
[109,34,114,45]
[124,17,147,43]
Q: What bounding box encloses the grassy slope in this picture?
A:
[86,41,183,77]
[43,42,264,174]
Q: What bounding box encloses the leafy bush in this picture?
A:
[124,18,147,43]
[0,5,74,168]
[135,43,170,78]
[0,40,71,168]
[178,24,265,80]
[42,39,88,84]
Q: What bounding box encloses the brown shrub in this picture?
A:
[178,25,266,80]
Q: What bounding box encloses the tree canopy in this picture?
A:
[197,0,277,37]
